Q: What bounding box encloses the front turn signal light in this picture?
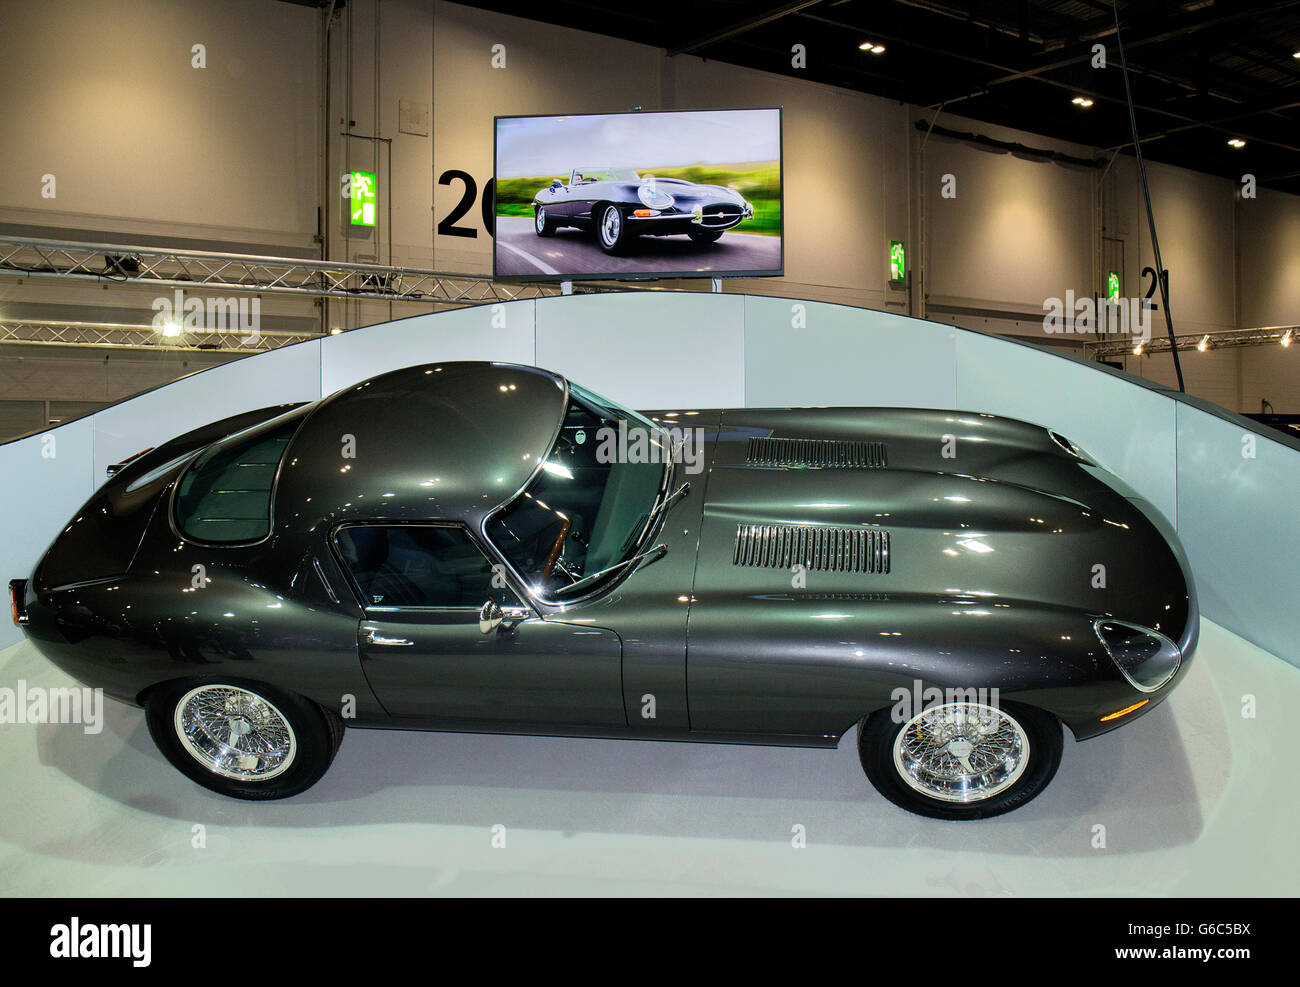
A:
[1100,699,1149,722]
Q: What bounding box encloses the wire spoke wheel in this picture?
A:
[535,206,546,232]
[892,701,1030,803]
[174,684,297,782]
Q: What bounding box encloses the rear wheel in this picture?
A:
[858,699,1062,820]
[146,679,343,800]
[534,204,558,236]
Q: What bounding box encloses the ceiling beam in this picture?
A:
[668,0,824,57]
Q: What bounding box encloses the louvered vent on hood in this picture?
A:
[733,524,891,574]
[746,436,887,469]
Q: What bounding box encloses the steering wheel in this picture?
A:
[541,517,573,581]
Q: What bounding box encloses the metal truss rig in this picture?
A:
[1087,324,1298,360]
[0,319,320,353]
[0,234,593,305]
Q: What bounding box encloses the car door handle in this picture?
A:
[363,628,413,647]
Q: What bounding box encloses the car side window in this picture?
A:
[335,525,522,610]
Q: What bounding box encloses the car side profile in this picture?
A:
[11,361,1198,819]
[532,167,755,253]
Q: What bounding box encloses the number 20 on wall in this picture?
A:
[438,170,495,238]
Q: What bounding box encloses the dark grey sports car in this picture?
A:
[532,167,755,253]
[11,362,1197,818]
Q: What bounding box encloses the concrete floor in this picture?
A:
[0,618,1295,896]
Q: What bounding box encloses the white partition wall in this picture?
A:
[743,296,958,409]
[2,291,1297,667]
[1175,402,1300,655]
[535,293,746,409]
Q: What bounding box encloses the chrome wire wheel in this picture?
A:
[600,205,621,245]
[535,206,546,232]
[892,701,1030,803]
[173,684,297,782]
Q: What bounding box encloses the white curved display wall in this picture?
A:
[1,292,1296,667]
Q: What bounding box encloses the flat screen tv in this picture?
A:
[493,107,782,282]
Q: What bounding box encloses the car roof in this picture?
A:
[273,362,567,534]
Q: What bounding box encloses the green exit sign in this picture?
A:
[889,241,906,282]
[1106,270,1120,301]
[348,170,377,227]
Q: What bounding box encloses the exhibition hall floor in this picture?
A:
[0,619,1294,897]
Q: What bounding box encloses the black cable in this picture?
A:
[1112,0,1185,391]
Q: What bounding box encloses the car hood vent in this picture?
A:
[746,436,887,469]
[733,524,890,574]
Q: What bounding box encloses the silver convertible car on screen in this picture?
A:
[532,167,755,253]
[11,362,1197,819]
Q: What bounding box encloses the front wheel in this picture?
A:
[146,679,343,800]
[596,204,632,254]
[858,699,1062,820]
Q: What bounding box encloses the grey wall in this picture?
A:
[2,293,1296,676]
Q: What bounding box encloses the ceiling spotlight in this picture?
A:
[1197,334,1211,352]
[158,319,182,339]
[859,41,885,53]
[1133,342,1144,355]
[1227,138,1246,148]
[1071,96,1094,107]
[1282,330,1293,348]
[1293,50,1300,59]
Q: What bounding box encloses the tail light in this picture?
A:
[9,579,29,626]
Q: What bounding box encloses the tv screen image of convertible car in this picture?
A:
[494,108,782,280]
[11,362,1197,819]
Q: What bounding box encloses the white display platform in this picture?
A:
[0,618,1291,896]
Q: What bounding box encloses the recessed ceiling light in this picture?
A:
[1072,96,1094,107]
[1227,137,1246,148]
[859,41,885,53]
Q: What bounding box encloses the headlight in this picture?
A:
[637,184,674,210]
[1093,619,1181,692]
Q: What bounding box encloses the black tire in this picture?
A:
[688,229,724,243]
[595,203,632,255]
[858,699,1062,820]
[534,204,558,237]
[145,678,343,800]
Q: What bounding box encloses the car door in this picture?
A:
[335,523,626,728]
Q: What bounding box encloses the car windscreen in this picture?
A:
[575,168,639,183]
[485,386,668,600]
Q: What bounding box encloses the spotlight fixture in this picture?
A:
[858,41,885,53]
[1197,335,1211,352]
[1071,96,1094,107]
[1227,138,1246,149]
[1133,342,1144,356]
[158,319,182,339]
[1283,329,1293,348]
[1293,50,1300,59]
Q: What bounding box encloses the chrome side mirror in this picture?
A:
[478,599,504,634]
